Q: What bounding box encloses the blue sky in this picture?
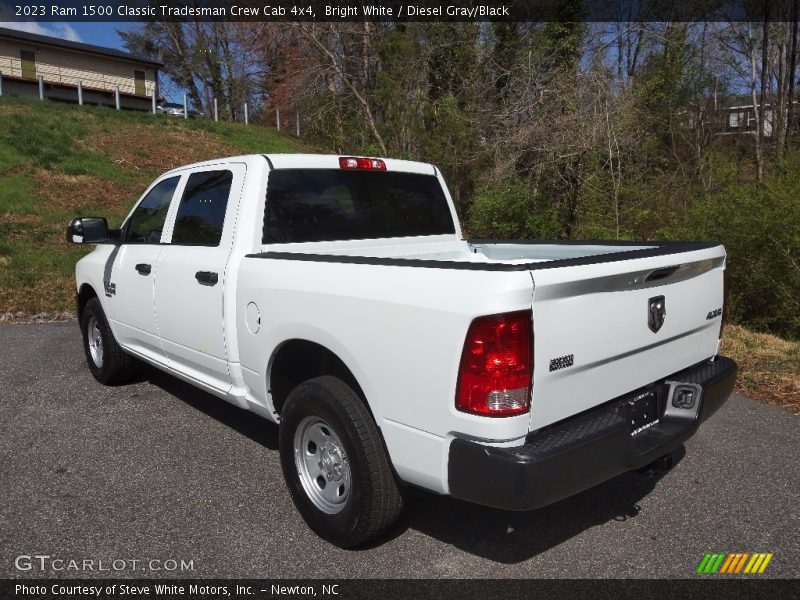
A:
[0,21,135,51]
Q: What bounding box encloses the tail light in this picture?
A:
[339,156,387,170]
[456,310,533,417]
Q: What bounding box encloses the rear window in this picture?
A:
[263,169,455,244]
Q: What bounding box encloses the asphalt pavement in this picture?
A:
[1,322,798,578]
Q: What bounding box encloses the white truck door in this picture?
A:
[154,164,245,392]
[107,175,181,364]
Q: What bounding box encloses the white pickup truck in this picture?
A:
[68,154,737,547]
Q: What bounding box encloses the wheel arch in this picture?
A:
[77,283,99,321]
[268,339,369,418]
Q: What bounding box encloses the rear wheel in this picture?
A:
[294,415,352,514]
[80,297,135,385]
[279,376,402,548]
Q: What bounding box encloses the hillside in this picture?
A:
[0,95,304,317]
[0,96,797,414]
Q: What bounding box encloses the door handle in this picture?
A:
[195,271,218,286]
[135,263,151,275]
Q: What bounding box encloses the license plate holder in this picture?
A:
[628,391,658,436]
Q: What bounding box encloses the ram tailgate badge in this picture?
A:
[648,295,666,333]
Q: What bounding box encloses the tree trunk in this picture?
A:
[776,24,787,154]
[192,20,212,115]
[757,11,769,182]
[221,32,237,120]
[787,1,799,148]
[325,72,345,151]
[164,23,203,114]
[299,24,387,155]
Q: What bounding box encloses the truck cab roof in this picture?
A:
[161,154,438,177]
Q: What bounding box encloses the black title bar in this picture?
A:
[1,0,799,23]
[3,579,800,600]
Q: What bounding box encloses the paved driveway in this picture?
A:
[1,322,798,578]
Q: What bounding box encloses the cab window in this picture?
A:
[170,170,233,246]
[125,176,180,244]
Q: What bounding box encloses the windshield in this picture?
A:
[263,169,455,244]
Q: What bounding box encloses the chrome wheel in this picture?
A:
[293,416,351,514]
[86,315,104,368]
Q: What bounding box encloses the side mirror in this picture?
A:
[66,217,110,244]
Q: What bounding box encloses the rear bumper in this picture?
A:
[448,355,737,511]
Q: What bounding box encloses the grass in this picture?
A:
[722,325,800,415]
[0,95,305,315]
[0,174,37,215]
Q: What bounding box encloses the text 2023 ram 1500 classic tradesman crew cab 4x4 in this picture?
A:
[68,154,737,547]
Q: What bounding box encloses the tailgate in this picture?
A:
[528,245,726,430]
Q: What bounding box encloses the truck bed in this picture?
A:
[252,236,719,271]
[246,235,726,431]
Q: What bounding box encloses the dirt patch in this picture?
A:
[0,104,30,116]
[0,272,76,315]
[33,170,138,214]
[723,324,800,414]
[0,213,41,225]
[0,215,49,244]
[0,212,44,245]
[88,122,240,172]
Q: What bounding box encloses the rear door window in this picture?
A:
[171,170,233,246]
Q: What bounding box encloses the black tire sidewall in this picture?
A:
[80,297,114,384]
[279,379,374,547]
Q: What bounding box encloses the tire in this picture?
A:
[279,375,403,548]
[80,297,135,385]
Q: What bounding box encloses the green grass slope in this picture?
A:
[0,96,305,316]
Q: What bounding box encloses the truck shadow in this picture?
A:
[136,365,280,451]
[136,363,683,563]
[385,447,684,562]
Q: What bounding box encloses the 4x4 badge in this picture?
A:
[648,295,666,332]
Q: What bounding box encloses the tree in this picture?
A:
[293,23,387,155]
[120,22,260,119]
[120,23,203,109]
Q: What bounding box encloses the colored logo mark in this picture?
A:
[696,552,774,574]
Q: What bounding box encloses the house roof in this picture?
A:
[720,94,799,109]
[723,94,757,109]
[0,27,163,68]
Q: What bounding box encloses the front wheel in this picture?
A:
[279,376,402,548]
[80,297,135,385]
